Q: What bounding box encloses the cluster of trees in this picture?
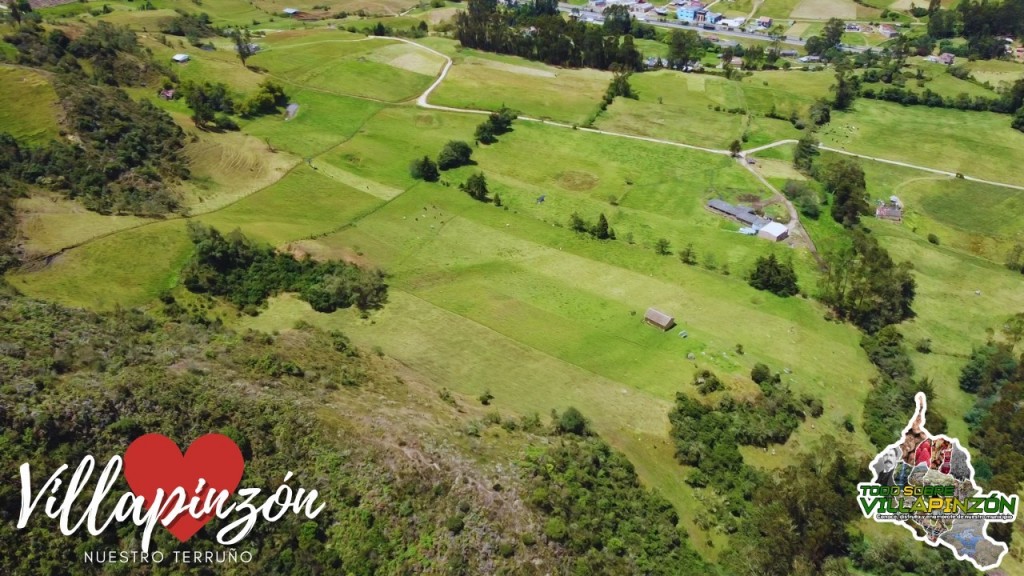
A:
[722,449,864,575]
[160,10,219,43]
[438,140,474,170]
[181,223,388,313]
[928,0,1024,59]
[5,21,168,86]
[670,367,814,507]
[819,229,916,333]
[569,212,616,240]
[409,156,440,182]
[180,80,238,129]
[804,17,847,58]
[859,77,1024,117]
[817,157,870,227]
[860,326,948,448]
[781,180,821,219]
[747,253,799,297]
[178,79,290,129]
[454,0,645,70]
[665,29,706,69]
[410,140,475,182]
[522,433,711,574]
[474,107,517,144]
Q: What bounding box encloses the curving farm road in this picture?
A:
[400,37,1024,192]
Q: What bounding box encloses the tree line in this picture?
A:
[454,0,644,71]
[957,322,1024,545]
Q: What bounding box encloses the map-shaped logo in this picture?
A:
[857,392,1019,571]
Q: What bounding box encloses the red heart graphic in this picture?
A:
[123,433,245,542]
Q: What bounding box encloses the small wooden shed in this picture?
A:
[644,308,676,331]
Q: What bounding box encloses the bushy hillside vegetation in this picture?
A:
[0,289,709,575]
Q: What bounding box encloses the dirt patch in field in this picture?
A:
[282,239,374,266]
[555,171,599,191]
[469,57,556,78]
[388,52,442,75]
[790,0,857,19]
[427,7,458,23]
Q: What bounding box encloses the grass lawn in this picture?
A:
[0,65,61,145]
[820,99,1024,186]
[249,35,442,102]
[789,0,859,19]
[429,44,610,124]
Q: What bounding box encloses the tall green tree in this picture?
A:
[667,29,701,69]
[831,67,857,111]
[592,213,612,239]
[823,18,845,50]
[818,157,868,226]
[460,172,490,201]
[233,27,255,68]
[793,133,819,173]
[602,4,632,36]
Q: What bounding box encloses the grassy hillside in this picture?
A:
[0,291,711,575]
[0,65,61,145]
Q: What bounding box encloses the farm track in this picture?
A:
[18,36,1024,266]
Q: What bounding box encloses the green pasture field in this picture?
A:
[903,60,998,99]
[248,35,441,102]
[428,45,610,124]
[594,69,831,148]
[9,220,191,310]
[237,176,878,554]
[787,0,860,20]
[0,65,61,145]
[757,0,810,19]
[137,33,266,92]
[15,194,150,259]
[197,163,384,245]
[261,0,416,17]
[821,99,1024,187]
[963,58,1024,89]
